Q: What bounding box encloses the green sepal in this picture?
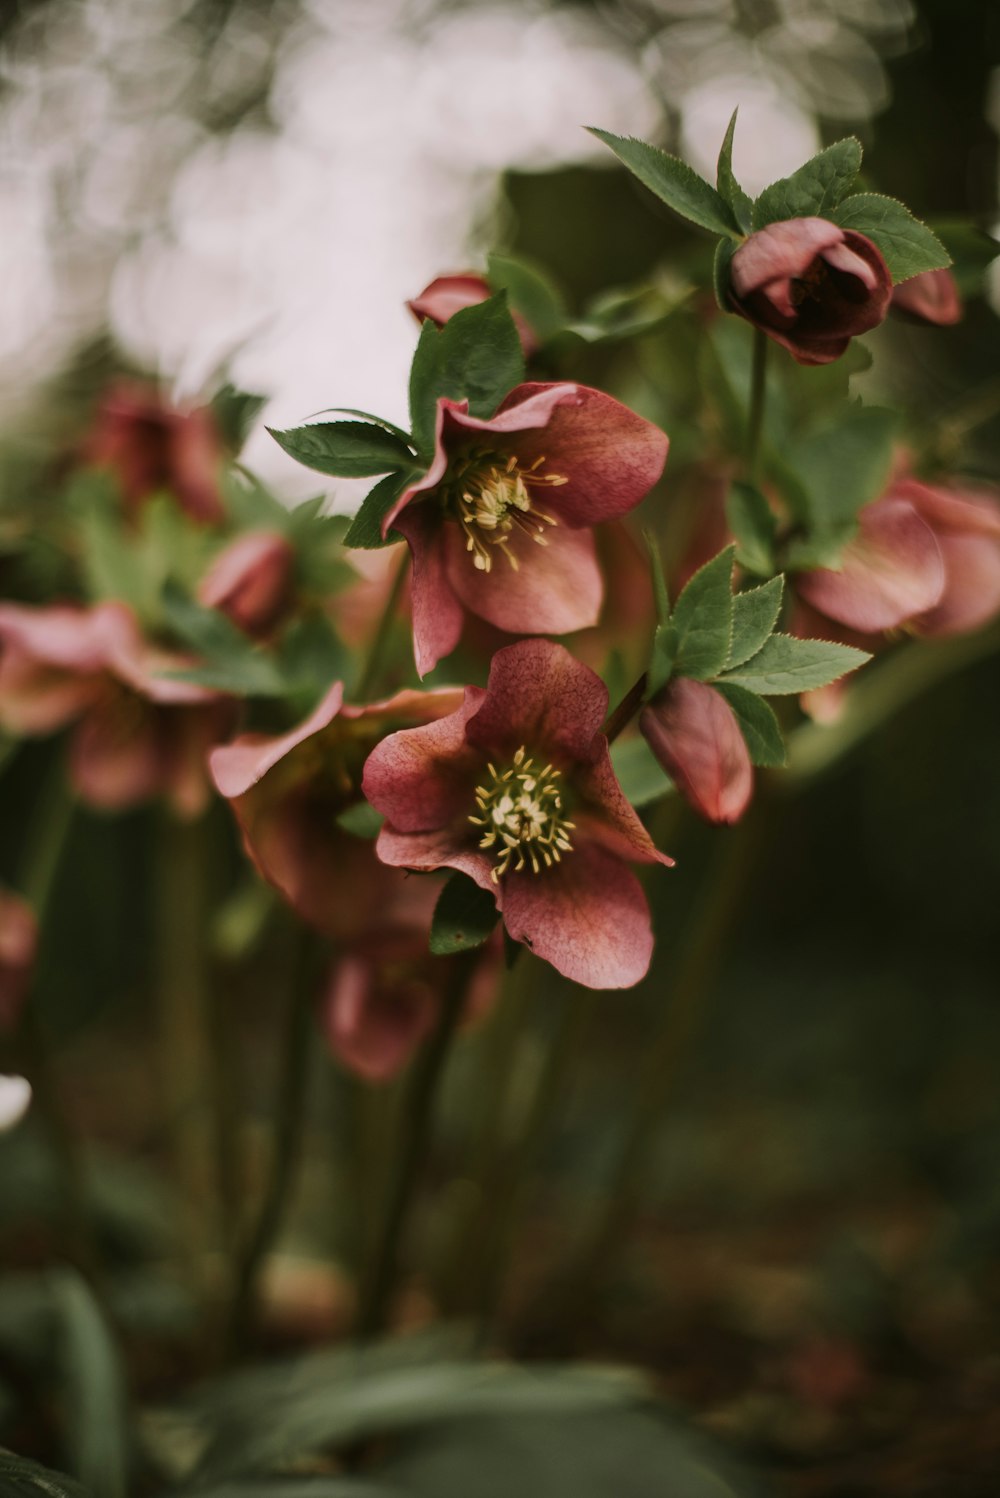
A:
[714,682,786,767]
[726,480,777,576]
[831,193,951,283]
[719,632,871,695]
[716,109,752,234]
[610,734,674,809]
[429,872,500,956]
[670,544,735,681]
[752,137,862,230]
[408,293,525,457]
[336,801,384,839]
[727,576,784,668]
[268,420,415,478]
[587,128,742,239]
[343,470,419,550]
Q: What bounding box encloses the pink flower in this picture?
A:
[728,217,892,365]
[408,274,538,355]
[639,678,753,825]
[891,268,961,326]
[0,890,37,1034]
[362,639,673,990]
[0,602,231,817]
[197,530,295,637]
[209,681,465,940]
[382,383,668,675]
[83,382,225,524]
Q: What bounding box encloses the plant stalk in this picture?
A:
[746,327,769,483]
[354,550,409,702]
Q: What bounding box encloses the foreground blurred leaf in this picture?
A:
[0,1449,90,1498]
[430,874,499,955]
[54,1271,129,1498]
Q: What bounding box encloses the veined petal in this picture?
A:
[464,638,608,762]
[362,687,486,832]
[444,519,602,636]
[393,506,465,676]
[914,531,1000,637]
[640,678,752,826]
[210,681,345,799]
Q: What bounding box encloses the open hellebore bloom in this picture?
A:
[408,274,538,355]
[362,638,674,989]
[83,382,225,524]
[891,268,962,326]
[209,680,464,940]
[728,217,891,365]
[0,890,37,1034]
[640,678,753,826]
[0,602,231,817]
[197,530,295,637]
[383,383,668,675]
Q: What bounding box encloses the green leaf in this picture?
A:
[54,1271,129,1498]
[831,193,951,283]
[714,683,785,767]
[610,736,674,809]
[716,110,752,234]
[725,481,777,576]
[343,471,417,550]
[268,422,414,479]
[752,138,863,230]
[785,405,897,530]
[720,633,870,694]
[210,385,266,453]
[712,236,736,312]
[670,546,735,681]
[307,407,414,446]
[648,623,675,694]
[727,577,784,668]
[487,252,567,340]
[160,583,287,697]
[429,874,499,956]
[408,294,525,456]
[0,1450,90,1498]
[336,802,384,840]
[587,129,741,239]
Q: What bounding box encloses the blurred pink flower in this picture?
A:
[895,478,1000,637]
[0,602,231,817]
[640,677,753,825]
[83,382,225,524]
[728,218,891,365]
[363,638,673,990]
[383,383,668,675]
[0,889,37,1034]
[198,530,295,637]
[408,274,538,355]
[891,268,961,326]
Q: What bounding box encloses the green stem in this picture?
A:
[746,327,768,483]
[357,950,475,1339]
[227,929,317,1356]
[603,673,649,745]
[354,550,408,702]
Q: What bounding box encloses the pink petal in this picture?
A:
[464,638,608,763]
[393,506,466,676]
[93,606,222,706]
[0,657,105,735]
[914,531,1000,637]
[640,678,753,825]
[197,530,294,636]
[69,700,164,811]
[0,603,116,672]
[443,518,602,636]
[823,239,879,291]
[210,681,345,800]
[362,688,486,833]
[374,825,496,891]
[407,274,490,325]
[730,218,847,297]
[796,497,946,631]
[322,954,439,1082]
[891,269,961,326]
[893,479,1000,539]
[501,838,653,989]
[574,758,675,864]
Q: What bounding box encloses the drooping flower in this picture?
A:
[0,602,232,817]
[890,268,961,326]
[83,382,226,524]
[727,217,892,365]
[894,478,1000,637]
[639,677,753,825]
[0,890,37,1034]
[362,639,673,989]
[408,274,538,355]
[197,530,295,637]
[382,383,668,675]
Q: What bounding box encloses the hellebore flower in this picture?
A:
[894,478,1000,637]
[209,681,464,940]
[891,268,961,326]
[362,638,673,990]
[198,530,295,637]
[0,890,37,1034]
[408,274,538,355]
[728,217,891,365]
[382,383,668,675]
[639,678,753,826]
[0,602,231,817]
[83,382,225,524]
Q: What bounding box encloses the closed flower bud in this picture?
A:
[198,531,295,637]
[407,274,538,355]
[640,678,752,826]
[890,268,961,326]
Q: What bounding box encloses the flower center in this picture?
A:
[469,746,575,882]
[446,448,567,573]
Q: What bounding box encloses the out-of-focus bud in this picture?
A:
[890,268,961,326]
[640,676,752,825]
[198,531,295,637]
[84,382,226,524]
[727,217,891,365]
[407,274,538,356]
[0,890,37,1034]
[322,950,439,1083]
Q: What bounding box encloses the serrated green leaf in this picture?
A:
[308,407,413,445]
[712,236,736,312]
[670,546,735,681]
[727,577,784,668]
[716,110,752,234]
[610,735,674,808]
[408,295,525,457]
[268,422,414,479]
[487,253,566,340]
[785,405,897,531]
[714,682,786,767]
[752,138,862,230]
[430,874,499,956]
[726,481,777,577]
[336,802,384,840]
[343,471,418,550]
[54,1271,129,1498]
[831,193,951,283]
[588,129,741,239]
[720,633,870,694]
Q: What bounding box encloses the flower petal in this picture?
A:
[210,681,345,800]
[796,497,945,631]
[730,217,847,295]
[640,678,753,825]
[374,825,496,891]
[322,953,439,1082]
[362,687,485,832]
[393,506,466,676]
[464,638,608,762]
[914,530,1000,637]
[443,517,602,636]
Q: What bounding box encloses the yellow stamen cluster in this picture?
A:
[447,448,567,573]
[469,746,575,883]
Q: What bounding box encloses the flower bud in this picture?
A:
[728,217,891,365]
[84,382,225,523]
[198,531,295,637]
[407,274,538,356]
[890,268,961,326]
[640,677,752,825]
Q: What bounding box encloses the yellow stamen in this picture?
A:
[445,447,567,574]
[469,746,575,883]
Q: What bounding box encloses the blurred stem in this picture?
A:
[746,327,768,483]
[354,549,408,701]
[357,950,476,1338]
[604,673,648,745]
[227,928,318,1357]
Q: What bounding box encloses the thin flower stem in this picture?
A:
[354,549,409,702]
[357,949,476,1339]
[603,672,648,745]
[746,327,769,483]
[227,927,318,1356]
